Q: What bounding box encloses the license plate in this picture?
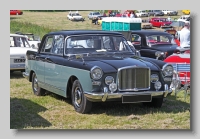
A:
[164,77,172,82]
[122,94,151,103]
[14,59,25,63]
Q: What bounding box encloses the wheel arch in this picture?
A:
[29,70,35,82]
[66,75,78,98]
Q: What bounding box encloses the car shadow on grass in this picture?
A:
[10,98,52,129]
[10,71,24,79]
[10,17,21,20]
[44,91,190,116]
[89,95,190,116]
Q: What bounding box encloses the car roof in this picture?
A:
[131,30,172,36]
[10,34,26,37]
[47,30,123,36]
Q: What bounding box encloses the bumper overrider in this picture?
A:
[84,84,170,102]
[23,71,29,80]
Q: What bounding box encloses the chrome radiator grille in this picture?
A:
[118,67,150,91]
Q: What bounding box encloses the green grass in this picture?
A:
[10,11,190,129]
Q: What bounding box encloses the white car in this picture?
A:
[15,32,41,49]
[67,12,84,21]
[136,10,148,17]
[10,34,37,73]
[177,15,190,23]
[162,10,178,16]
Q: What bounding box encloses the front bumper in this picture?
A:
[10,63,25,70]
[84,84,170,102]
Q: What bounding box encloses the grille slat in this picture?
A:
[118,67,150,91]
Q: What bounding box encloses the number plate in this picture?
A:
[122,94,151,103]
[14,59,25,63]
[164,77,172,82]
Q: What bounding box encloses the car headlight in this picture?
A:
[162,64,174,76]
[105,76,114,85]
[155,51,164,57]
[154,81,162,91]
[150,74,159,83]
[90,66,103,80]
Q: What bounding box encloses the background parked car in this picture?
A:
[10,34,37,73]
[120,30,178,60]
[147,10,164,16]
[15,32,41,49]
[88,11,101,20]
[164,48,190,94]
[149,17,172,28]
[182,10,190,15]
[141,19,152,29]
[162,10,178,16]
[177,15,190,23]
[67,11,85,21]
[135,10,149,17]
[10,10,23,15]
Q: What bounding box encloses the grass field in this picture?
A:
[10,11,190,129]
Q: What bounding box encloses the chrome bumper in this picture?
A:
[10,63,25,70]
[22,71,29,80]
[84,84,169,102]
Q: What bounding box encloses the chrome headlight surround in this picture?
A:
[154,81,162,91]
[155,51,164,58]
[105,76,114,85]
[162,64,174,76]
[150,74,159,83]
[90,66,103,80]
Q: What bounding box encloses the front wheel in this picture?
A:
[32,72,45,96]
[71,80,92,114]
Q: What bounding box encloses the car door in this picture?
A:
[35,36,54,86]
[44,35,65,95]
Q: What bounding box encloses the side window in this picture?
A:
[52,35,64,55]
[102,36,111,49]
[41,36,54,53]
[131,34,141,45]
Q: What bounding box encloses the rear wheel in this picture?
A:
[71,80,92,114]
[32,72,45,96]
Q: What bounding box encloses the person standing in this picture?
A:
[179,22,190,48]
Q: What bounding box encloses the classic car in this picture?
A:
[10,34,37,73]
[177,15,190,23]
[164,47,190,95]
[10,10,23,15]
[162,10,178,16]
[15,32,41,49]
[23,30,173,114]
[147,10,164,16]
[149,17,172,28]
[67,11,85,21]
[88,11,101,20]
[135,10,149,17]
[141,19,152,29]
[119,30,179,60]
[182,10,190,15]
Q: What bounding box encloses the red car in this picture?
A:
[149,17,172,28]
[10,10,23,15]
[164,48,190,92]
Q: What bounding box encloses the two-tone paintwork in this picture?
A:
[24,30,172,102]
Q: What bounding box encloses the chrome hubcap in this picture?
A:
[74,87,82,107]
[33,75,38,92]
